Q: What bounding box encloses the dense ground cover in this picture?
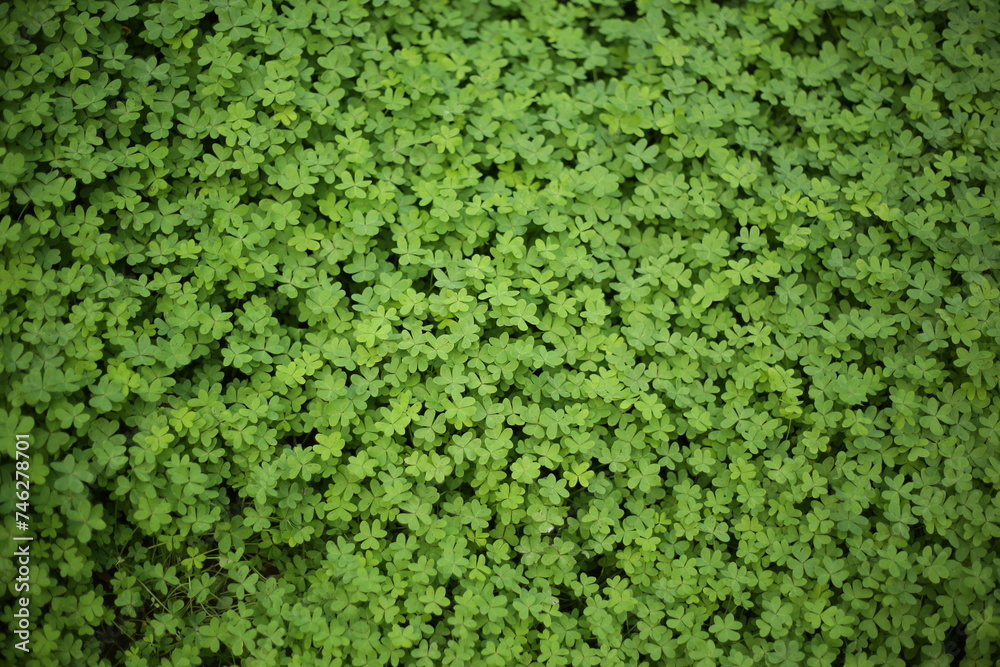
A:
[1,0,999,665]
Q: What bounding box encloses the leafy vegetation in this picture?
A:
[1,0,999,665]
